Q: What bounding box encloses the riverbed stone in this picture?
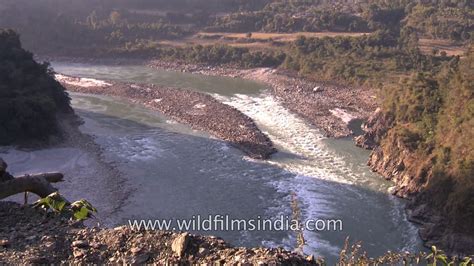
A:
[0,239,9,247]
[72,240,89,248]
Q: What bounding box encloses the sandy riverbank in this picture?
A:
[56,74,276,160]
[149,61,378,138]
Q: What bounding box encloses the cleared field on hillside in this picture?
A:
[419,38,467,56]
[198,31,369,41]
[160,34,469,58]
[159,31,370,50]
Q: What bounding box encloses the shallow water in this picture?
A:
[1,62,425,263]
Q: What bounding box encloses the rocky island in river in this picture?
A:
[55,74,276,160]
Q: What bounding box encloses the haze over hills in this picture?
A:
[0,0,471,54]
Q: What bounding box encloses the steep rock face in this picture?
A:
[357,107,474,255]
[359,124,433,198]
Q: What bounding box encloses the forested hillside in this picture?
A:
[0,0,471,54]
[0,29,71,145]
[355,46,473,252]
[207,0,472,41]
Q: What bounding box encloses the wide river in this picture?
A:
[1,62,425,262]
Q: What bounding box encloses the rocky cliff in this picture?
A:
[356,109,433,198]
[356,47,474,255]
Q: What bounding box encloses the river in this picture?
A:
[0,62,425,263]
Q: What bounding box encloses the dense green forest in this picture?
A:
[0,29,71,145]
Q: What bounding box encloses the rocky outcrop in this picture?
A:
[354,108,394,150]
[355,109,434,198]
[0,202,318,264]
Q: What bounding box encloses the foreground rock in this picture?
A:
[150,61,377,138]
[0,202,317,264]
[56,74,276,159]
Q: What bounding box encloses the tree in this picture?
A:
[0,29,72,145]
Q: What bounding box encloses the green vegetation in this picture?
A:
[0,29,71,145]
[282,30,426,84]
[0,0,269,54]
[0,1,193,54]
[114,43,286,68]
[207,0,472,43]
[34,192,97,221]
[404,2,473,42]
[381,47,474,237]
[338,241,473,265]
[206,4,369,33]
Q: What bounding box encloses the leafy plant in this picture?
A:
[70,199,98,221]
[337,240,474,265]
[33,192,97,221]
[426,245,448,265]
[34,192,67,213]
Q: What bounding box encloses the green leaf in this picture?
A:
[460,257,472,266]
[33,197,51,208]
[436,255,448,266]
[73,206,89,220]
[51,199,67,212]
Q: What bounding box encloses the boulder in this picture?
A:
[171,233,190,257]
[72,240,89,249]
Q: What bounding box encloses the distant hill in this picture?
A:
[0,0,470,54]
